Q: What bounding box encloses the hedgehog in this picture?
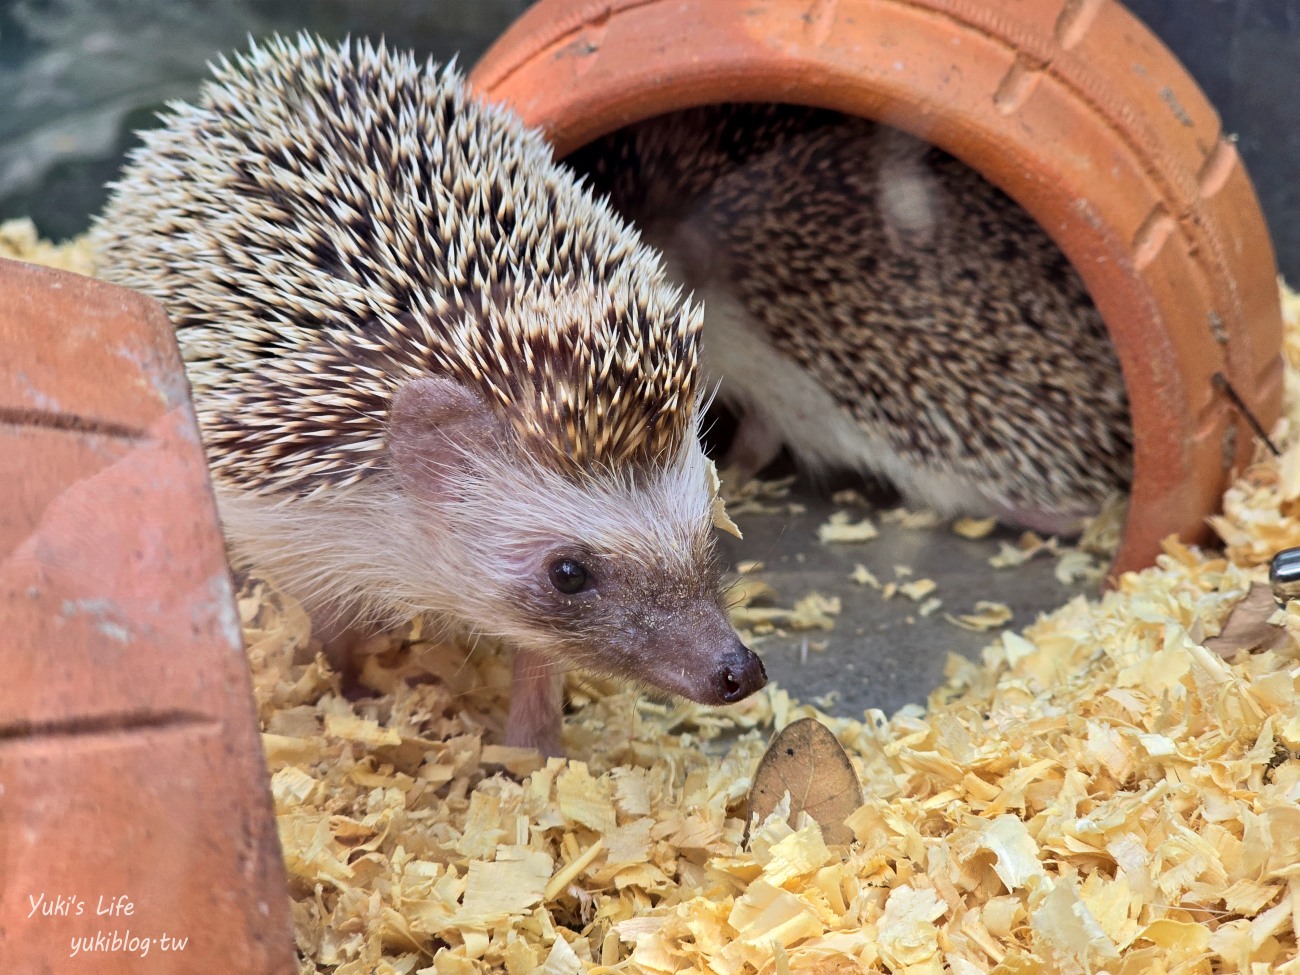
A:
[89,35,766,755]
[568,105,1133,535]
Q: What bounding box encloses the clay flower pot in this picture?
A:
[0,257,296,974]
[470,0,1285,576]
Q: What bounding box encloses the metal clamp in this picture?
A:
[1270,547,1300,604]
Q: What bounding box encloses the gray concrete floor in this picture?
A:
[716,478,1097,720]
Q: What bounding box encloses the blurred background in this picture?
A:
[1,0,1298,283]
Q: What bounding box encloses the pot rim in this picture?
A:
[472,0,1284,576]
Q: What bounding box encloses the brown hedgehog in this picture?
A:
[90,35,765,755]
[569,105,1132,535]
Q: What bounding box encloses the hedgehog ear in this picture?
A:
[387,377,501,498]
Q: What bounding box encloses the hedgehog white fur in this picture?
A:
[91,34,765,754]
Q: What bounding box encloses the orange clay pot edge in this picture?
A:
[0,257,296,974]
[470,0,1284,578]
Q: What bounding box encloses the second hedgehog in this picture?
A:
[571,106,1133,535]
[91,35,766,755]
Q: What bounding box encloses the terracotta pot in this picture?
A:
[0,257,296,974]
[470,0,1284,576]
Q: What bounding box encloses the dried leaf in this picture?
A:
[1203,582,1291,658]
[748,718,863,845]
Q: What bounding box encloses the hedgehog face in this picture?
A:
[386,379,764,705]
[511,525,767,707]
[481,456,766,707]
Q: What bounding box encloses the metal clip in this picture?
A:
[1269,547,1300,604]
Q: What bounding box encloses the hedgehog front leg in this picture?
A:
[505,648,564,756]
[720,406,784,486]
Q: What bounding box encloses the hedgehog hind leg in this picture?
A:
[302,604,402,697]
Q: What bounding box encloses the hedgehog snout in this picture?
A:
[578,583,767,706]
[714,639,767,704]
[654,607,767,706]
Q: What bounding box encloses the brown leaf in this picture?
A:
[1204,582,1291,659]
[748,718,864,845]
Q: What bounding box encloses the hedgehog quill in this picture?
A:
[91,35,765,754]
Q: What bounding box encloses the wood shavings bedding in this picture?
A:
[1,218,97,275]
[820,494,1122,596]
[247,286,1300,975]
[10,231,1300,973]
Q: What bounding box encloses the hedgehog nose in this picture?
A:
[716,640,767,703]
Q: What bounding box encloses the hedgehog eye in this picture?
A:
[548,558,591,595]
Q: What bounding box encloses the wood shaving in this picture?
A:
[725,576,778,610]
[830,488,872,508]
[724,576,779,641]
[989,531,1056,568]
[882,507,943,529]
[729,591,839,634]
[20,234,1300,972]
[899,578,938,602]
[817,510,879,544]
[1054,548,1103,585]
[788,593,841,631]
[849,564,881,589]
[707,459,744,539]
[1077,495,1128,556]
[952,516,998,539]
[980,497,1125,581]
[946,600,1015,632]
